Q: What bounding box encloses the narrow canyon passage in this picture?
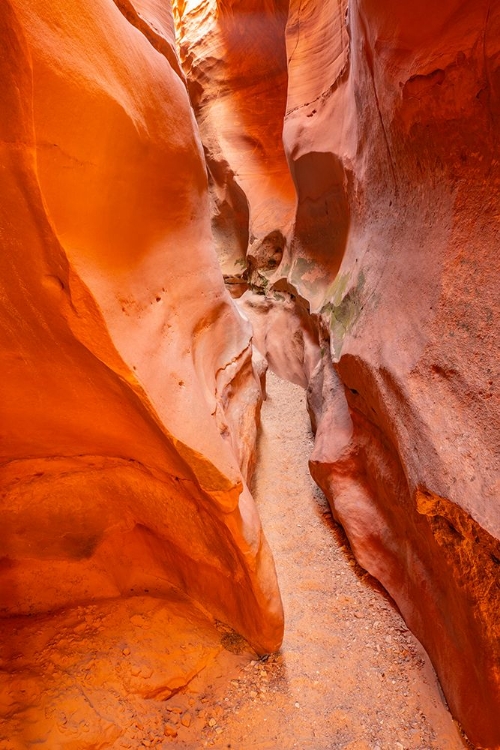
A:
[0,341,477,750]
[199,371,469,750]
[2,1,499,747]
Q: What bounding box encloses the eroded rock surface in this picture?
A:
[173,0,296,277]
[0,593,229,748]
[0,0,283,658]
[177,0,500,746]
[2,0,500,747]
[285,3,500,746]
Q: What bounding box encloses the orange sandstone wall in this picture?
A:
[283,1,500,746]
[173,0,295,277]
[0,0,283,654]
[3,0,500,743]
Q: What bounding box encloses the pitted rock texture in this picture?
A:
[0,593,230,748]
[0,0,283,655]
[2,0,500,747]
[178,0,500,746]
[285,1,500,746]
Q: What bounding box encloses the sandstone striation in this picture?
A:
[285,1,500,746]
[173,0,296,278]
[0,0,283,658]
[176,0,500,746]
[2,0,500,747]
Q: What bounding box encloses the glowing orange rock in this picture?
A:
[0,0,283,654]
[173,0,295,275]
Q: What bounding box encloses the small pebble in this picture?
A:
[166,706,183,715]
[163,725,177,738]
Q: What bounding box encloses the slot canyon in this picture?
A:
[0,0,499,748]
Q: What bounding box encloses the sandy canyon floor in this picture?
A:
[0,372,472,749]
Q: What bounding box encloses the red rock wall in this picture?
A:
[0,0,283,655]
[284,1,500,746]
[3,0,500,743]
[176,0,500,745]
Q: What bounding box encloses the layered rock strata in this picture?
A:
[0,0,283,655]
[173,0,296,280]
[178,0,500,746]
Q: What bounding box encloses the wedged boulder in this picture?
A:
[174,1,500,739]
[238,290,321,389]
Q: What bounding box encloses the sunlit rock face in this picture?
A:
[283,1,500,746]
[0,0,283,655]
[173,0,296,278]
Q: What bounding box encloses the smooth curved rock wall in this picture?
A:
[284,1,500,745]
[0,0,283,655]
[173,0,295,276]
[176,0,500,745]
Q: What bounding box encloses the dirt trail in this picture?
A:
[197,371,469,750]
[0,372,472,749]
